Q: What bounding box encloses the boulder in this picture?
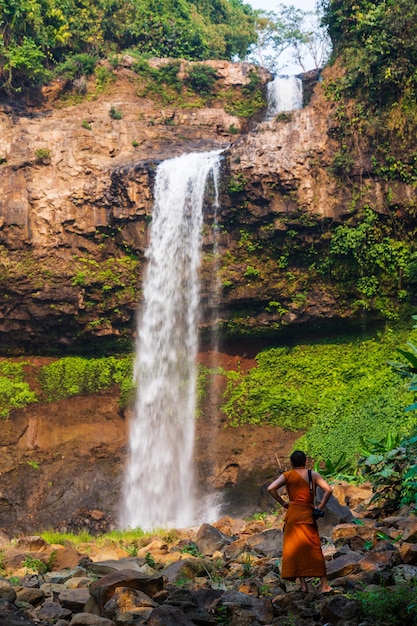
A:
[332,522,378,550]
[69,614,116,625]
[89,569,164,613]
[102,586,157,621]
[392,564,417,584]
[326,551,363,580]
[196,524,231,556]
[272,591,322,620]
[0,581,17,603]
[15,587,44,606]
[401,518,417,543]
[210,590,274,625]
[36,600,73,622]
[321,595,359,626]
[147,604,196,625]
[245,528,283,558]
[85,558,144,576]
[58,588,90,612]
[0,598,38,626]
[398,542,417,564]
[161,559,205,584]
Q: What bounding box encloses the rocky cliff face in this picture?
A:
[0,59,415,354]
[0,359,300,533]
[1,58,416,533]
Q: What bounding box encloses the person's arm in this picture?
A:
[267,474,289,508]
[313,472,332,511]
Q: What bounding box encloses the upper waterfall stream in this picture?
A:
[266,75,303,119]
[121,150,222,530]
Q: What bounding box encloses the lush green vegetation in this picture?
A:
[39,355,134,407]
[350,584,417,626]
[356,430,417,511]
[322,0,417,184]
[131,58,266,116]
[322,0,417,109]
[0,356,218,417]
[221,327,417,465]
[218,205,417,330]
[0,361,37,418]
[0,0,256,92]
[327,207,417,319]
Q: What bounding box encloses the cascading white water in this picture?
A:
[266,75,303,119]
[121,150,222,530]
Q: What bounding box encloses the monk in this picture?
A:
[267,450,333,593]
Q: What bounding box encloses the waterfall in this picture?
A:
[121,150,222,530]
[266,75,303,119]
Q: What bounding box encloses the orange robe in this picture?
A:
[281,469,326,580]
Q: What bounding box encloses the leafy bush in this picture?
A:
[355,430,417,512]
[55,53,97,81]
[109,105,122,120]
[39,355,134,405]
[35,148,51,164]
[0,377,37,419]
[184,64,218,95]
[243,265,259,279]
[0,361,37,418]
[157,60,182,91]
[223,86,266,118]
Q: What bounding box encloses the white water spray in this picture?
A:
[121,150,222,530]
[266,75,303,119]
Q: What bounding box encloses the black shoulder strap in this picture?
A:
[308,469,314,501]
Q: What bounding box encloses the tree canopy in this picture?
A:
[321,0,417,107]
[247,3,331,73]
[0,0,257,91]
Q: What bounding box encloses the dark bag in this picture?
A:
[308,470,324,520]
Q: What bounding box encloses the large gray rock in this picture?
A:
[58,587,90,612]
[69,614,115,626]
[392,564,417,584]
[89,569,164,613]
[196,524,231,556]
[321,595,359,626]
[326,551,363,580]
[36,600,72,622]
[102,586,157,621]
[147,604,196,625]
[211,590,274,625]
[161,559,208,584]
[245,528,283,557]
[0,580,17,603]
[315,493,354,535]
[85,558,144,576]
[0,599,38,626]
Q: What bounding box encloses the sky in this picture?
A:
[248,0,316,11]
[245,0,321,75]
